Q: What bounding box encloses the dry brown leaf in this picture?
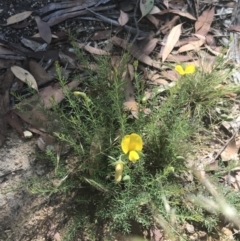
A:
[195,7,215,36]
[111,36,161,69]
[178,38,205,53]
[162,23,182,62]
[11,65,38,92]
[91,30,112,40]
[175,36,199,47]
[123,100,138,112]
[228,25,240,32]
[221,136,239,162]
[150,226,163,241]
[53,232,61,241]
[169,9,196,21]
[77,43,109,55]
[204,44,221,56]
[155,9,196,20]
[59,51,77,68]
[118,10,129,26]
[206,34,216,47]
[6,11,32,25]
[5,110,24,137]
[161,70,179,81]
[35,16,52,44]
[14,107,48,128]
[29,60,53,85]
[111,56,122,68]
[141,38,159,55]
[166,54,195,62]
[146,14,160,28]
[32,33,58,38]
[150,78,169,86]
[39,80,80,108]
[160,15,180,35]
[128,64,135,81]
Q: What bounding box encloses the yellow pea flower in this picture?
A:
[175,64,195,75]
[115,162,124,183]
[121,133,143,162]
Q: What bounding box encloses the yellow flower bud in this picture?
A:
[115,162,123,183]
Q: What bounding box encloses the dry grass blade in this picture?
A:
[162,23,182,62]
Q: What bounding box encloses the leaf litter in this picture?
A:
[1,0,240,240]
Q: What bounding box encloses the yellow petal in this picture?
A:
[121,135,130,154]
[185,65,195,74]
[175,65,185,75]
[115,162,123,182]
[128,150,140,162]
[129,133,143,151]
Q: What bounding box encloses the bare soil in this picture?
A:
[0,130,71,241]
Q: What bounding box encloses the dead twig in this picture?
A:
[212,130,238,162]
[131,0,140,44]
[86,7,148,38]
[0,55,26,60]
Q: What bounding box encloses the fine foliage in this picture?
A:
[24,51,240,239]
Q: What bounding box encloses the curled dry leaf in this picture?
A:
[34,16,52,44]
[162,23,182,62]
[228,25,240,32]
[5,110,24,137]
[150,226,163,241]
[155,9,196,20]
[118,10,129,26]
[29,60,53,85]
[39,80,80,108]
[59,51,77,68]
[111,36,161,69]
[140,0,154,20]
[32,33,58,39]
[178,38,205,53]
[11,65,38,92]
[77,43,109,55]
[161,70,179,81]
[221,136,239,162]
[91,30,112,40]
[166,54,195,62]
[146,14,160,28]
[204,44,221,56]
[6,11,32,25]
[141,38,159,55]
[195,7,215,36]
[169,9,196,21]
